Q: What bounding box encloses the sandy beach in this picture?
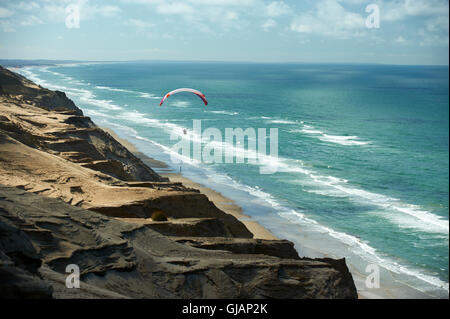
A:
[102,127,279,241]
[3,63,436,299]
[4,66,361,300]
[100,127,435,299]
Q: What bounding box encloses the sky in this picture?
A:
[0,0,448,65]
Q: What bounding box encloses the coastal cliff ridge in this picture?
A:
[0,65,358,299]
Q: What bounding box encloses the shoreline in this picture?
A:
[10,64,446,299]
[3,64,444,299]
[102,127,279,241]
[0,63,358,298]
[101,126,439,300]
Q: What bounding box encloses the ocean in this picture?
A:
[15,62,449,298]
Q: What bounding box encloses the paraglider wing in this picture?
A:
[160,88,208,106]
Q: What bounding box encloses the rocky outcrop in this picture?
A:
[0,209,53,299]
[0,130,253,238]
[0,66,163,183]
[170,237,300,259]
[0,252,53,299]
[119,217,235,237]
[0,186,358,299]
[0,66,358,299]
[0,66,81,115]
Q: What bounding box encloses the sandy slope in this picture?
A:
[0,65,358,298]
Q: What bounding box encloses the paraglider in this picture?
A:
[160,88,208,106]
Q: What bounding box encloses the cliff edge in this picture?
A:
[0,66,358,299]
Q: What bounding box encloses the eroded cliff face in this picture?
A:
[0,66,81,115]
[0,186,357,299]
[0,66,163,183]
[0,66,358,299]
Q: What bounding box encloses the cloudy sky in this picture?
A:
[0,0,448,65]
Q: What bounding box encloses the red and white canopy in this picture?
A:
[160,88,208,106]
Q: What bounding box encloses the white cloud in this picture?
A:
[119,0,288,35]
[290,0,365,39]
[395,36,407,44]
[262,18,276,31]
[156,3,195,15]
[122,0,256,7]
[187,0,256,6]
[20,15,43,27]
[419,21,449,47]
[337,0,367,4]
[43,1,121,22]
[150,1,250,34]
[0,7,14,18]
[95,5,121,17]
[127,18,154,28]
[0,20,15,32]
[266,1,290,17]
[0,0,121,32]
[225,11,238,20]
[39,4,66,23]
[419,32,449,47]
[382,0,449,22]
[120,0,163,4]
[425,15,449,34]
[377,0,449,48]
[10,2,41,11]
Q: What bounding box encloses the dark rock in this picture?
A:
[81,160,135,181]
[0,66,82,115]
[144,218,233,237]
[0,186,358,299]
[171,237,300,259]
[0,66,164,182]
[89,193,254,239]
[0,66,358,299]
[0,209,53,298]
[0,251,53,299]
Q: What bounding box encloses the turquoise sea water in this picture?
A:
[16,62,449,298]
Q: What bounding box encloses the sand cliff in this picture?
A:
[0,66,357,299]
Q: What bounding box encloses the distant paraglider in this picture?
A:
[159,88,208,106]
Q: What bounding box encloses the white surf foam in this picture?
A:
[294,124,370,146]
[138,92,161,99]
[19,66,449,294]
[94,118,139,136]
[40,67,87,86]
[170,101,191,108]
[278,207,449,293]
[95,85,161,100]
[303,173,449,234]
[208,110,239,115]
[17,68,122,111]
[90,108,449,294]
[319,134,370,146]
[15,69,449,237]
[267,119,298,125]
[95,85,135,93]
[116,110,448,234]
[121,110,448,234]
[83,109,118,119]
[134,134,201,166]
[190,162,450,293]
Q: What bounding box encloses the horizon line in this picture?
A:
[0,58,448,68]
